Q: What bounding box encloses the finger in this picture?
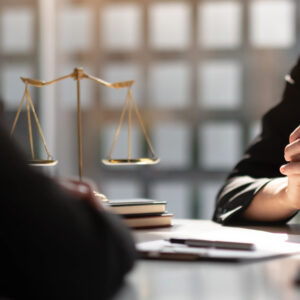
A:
[57,178,103,210]
[67,178,98,192]
[60,178,99,198]
[93,191,108,202]
[58,179,90,198]
[284,139,300,161]
[68,181,104,209]
[77,181,105,207]
[280,162,300,175]
[290,125,300,143]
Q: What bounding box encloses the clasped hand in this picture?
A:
[57,179,104,210]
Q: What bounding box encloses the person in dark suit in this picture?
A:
[214,56,300,225]
[0,107,136,299]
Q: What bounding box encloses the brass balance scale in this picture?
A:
[10,67,159,200]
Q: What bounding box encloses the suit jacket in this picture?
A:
[0,121,136,299]
[213,57,300,225]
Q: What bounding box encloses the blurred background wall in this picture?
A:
[1,0,299,219]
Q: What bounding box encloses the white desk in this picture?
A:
[114,219,300,300]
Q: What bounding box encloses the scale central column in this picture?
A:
[74,68,84,181]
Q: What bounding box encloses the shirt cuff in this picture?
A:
[213,177,272,225]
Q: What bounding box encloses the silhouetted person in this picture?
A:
[0,101,136,299]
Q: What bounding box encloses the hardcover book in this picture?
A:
[108,199,166,215]
[122,213,173,229]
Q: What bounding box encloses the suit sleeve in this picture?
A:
[213,58,300,225]
[0,123,136,299]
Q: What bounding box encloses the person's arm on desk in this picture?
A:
[0,122,136,299]
[242,126,300,222]
[214,57,300,225]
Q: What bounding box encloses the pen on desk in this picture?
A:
[169,238,255,251]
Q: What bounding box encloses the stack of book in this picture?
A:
[108,199,173,229]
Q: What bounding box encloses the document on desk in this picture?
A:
[137,239,300,262]
[135,221,300,262]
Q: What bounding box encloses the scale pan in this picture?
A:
[102,158,160,166]
[28,159,58,167]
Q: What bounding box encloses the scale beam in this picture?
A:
[10,67,160,182]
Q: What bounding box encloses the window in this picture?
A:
[250,0,295,48]
[199,122,242,170]
[101,4,141,51]
[149,2,191,50]
[1,0,297,219]
[58,6,92,53]
[149,61,190,109]
[199,2,242,49]
[152,122,191,168]
[199,60,242,109]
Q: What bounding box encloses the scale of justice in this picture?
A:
[10,67,160,201]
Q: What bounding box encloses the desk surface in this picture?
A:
[114,219,300,300]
